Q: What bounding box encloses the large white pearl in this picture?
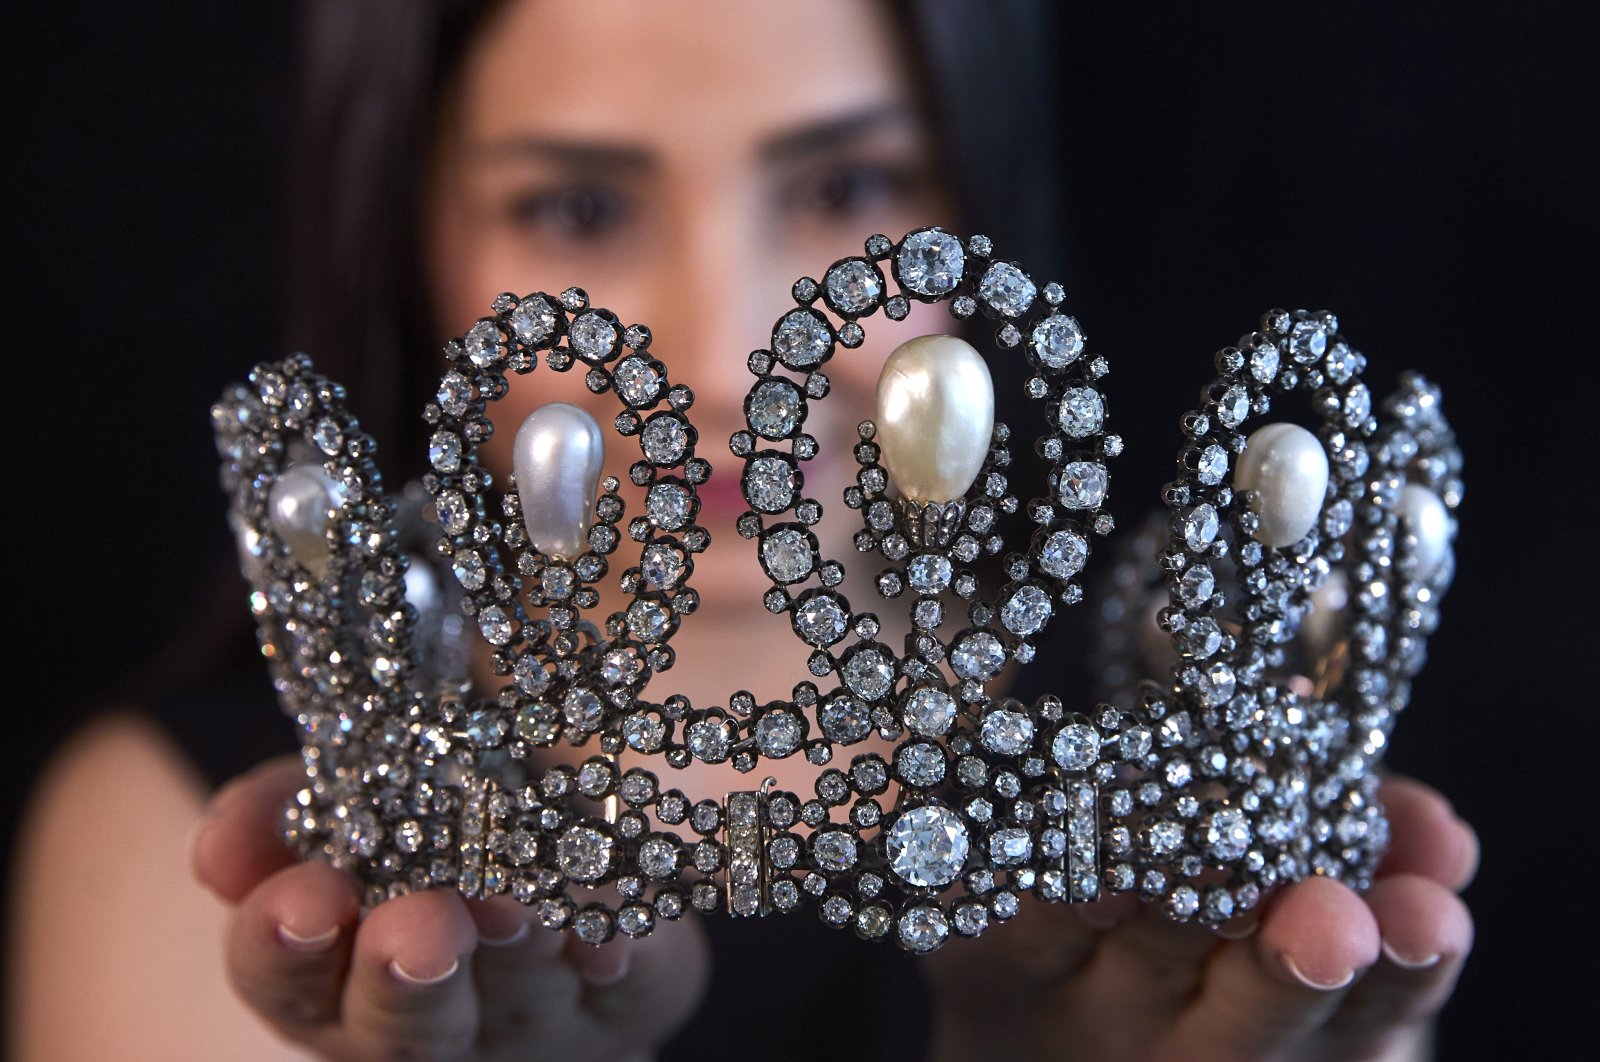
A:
[268,463,346,577]
[1397,483,1451,578]
[1235,422,1329,548]
[874,334,994,505]
[514,402,604,559]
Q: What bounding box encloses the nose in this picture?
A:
[646,184,788,441]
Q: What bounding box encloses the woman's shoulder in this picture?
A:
[10,710,301,1060]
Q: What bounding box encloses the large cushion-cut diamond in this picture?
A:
[977,261,1036,318]
[1039,529,1087,579]
[824,258,884,315]
[747,378,802,439]
[896,228,964,296]
[509,295,557,345]
[1058,461,1108,510]
[886,805,969,887]
[772,308,833,369]
[558,824,614,882]
[1031,314,1084,368]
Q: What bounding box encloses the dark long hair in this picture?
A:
[286,0,1066,484]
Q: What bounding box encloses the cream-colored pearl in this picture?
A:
[267,463,346,577]
[1235,422,1329,548]
[1397,483,1451,578]
[514,402,604,559]
[874,334,994,505]
[1303,569,1349,658]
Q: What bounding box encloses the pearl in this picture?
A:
[1397,483,1452,578]
[514,402,604,559]
[1303,570,1349,657]
[1234,422,1329,548]
[402,553,441,614]
[874,334,994,505]
[267,463,346,577]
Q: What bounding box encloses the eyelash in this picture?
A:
[779,162,921,221]
[505,184,628,243]
[499,161,923,246]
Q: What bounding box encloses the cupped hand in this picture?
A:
[924,775,1476,1062]
[191,756,709,1062]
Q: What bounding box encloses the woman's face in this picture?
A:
[426,0,953,790]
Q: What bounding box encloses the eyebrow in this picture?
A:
[470,137,653,171]
[468,103,917,173]
[757,103,918,165]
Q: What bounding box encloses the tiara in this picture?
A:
[213,228,1461,952]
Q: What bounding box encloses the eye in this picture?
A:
[781,162,917,222]
[506,184,628,242]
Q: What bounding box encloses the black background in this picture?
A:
[4,2,1595,1057]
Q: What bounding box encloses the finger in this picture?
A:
[1073,892,1139,933]
[466,894,547,948]
[226,860,361,1033]
[927,896,1102,999]
[192,755,306,903]
[1378,776,1479,890]
[471,899,579,1049]
[568,934,635,987]
[1167,875,1380,1061]
[1213,906,1262,941]
[922,896,1103,1058]
[472,911,708,1058]
[577,915,710,1046]
[1070,899,1225,1025]
[1323,874,1473,1059]
[343,889,481,1057]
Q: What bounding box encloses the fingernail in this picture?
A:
[576,947,632,987]
[1280,953,1355,991]
[1215,920,1260,941]
[480,923,531,948]
[276,924,339,953]
[389,957,460,987]
[1382,940,1442,970]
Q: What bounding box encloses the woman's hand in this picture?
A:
[191,756,709,1062]
[924,775,1476,1062]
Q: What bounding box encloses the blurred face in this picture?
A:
[426,0,953,770]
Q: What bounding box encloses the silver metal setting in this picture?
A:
[214,232,1462,951]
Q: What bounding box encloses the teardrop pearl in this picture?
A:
[268,463,346,577]
[514,402,604,559]
[1397,483,1451,578]
[874,334,994,505]
[1234,422,1329,548]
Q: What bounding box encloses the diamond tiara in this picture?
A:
[213,227,1461,952]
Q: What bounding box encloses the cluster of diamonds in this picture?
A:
[215,357,417,707]
[701,228,1122,947]
[217,290,722,940]
[1084,312,1462,924]
[216,357,428,893]
[1368,372,1462,703]
[215,251,1460,951]
[422,288,708,754]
